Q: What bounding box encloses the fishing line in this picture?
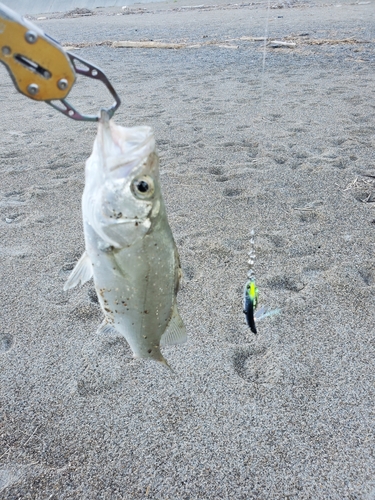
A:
[46,0,55,14]
[242,0,281,337]
[260,0,271,109]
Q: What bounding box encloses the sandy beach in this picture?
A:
[1,0,375,497]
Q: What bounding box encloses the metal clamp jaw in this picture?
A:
[47,51,121,121]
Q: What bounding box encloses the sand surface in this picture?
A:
[1,1,375,498]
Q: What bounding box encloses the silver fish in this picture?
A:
[64,111,186,366]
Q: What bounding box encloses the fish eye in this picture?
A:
[137,181,149,193]
[131,175,155,199]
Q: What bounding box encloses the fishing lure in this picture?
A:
[243,279,259,334]
[243,230,280,334]
[243,230,258,333]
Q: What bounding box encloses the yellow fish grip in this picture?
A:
[0,2,75,102]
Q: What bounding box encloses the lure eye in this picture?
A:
[131,175,155,199]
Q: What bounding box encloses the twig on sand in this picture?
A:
[342,176,375,204]
[342,177,359,191]
[306,37,368,45]
[240,36,267,41]
[62,36,372,52]
[112,41,186,49]
[361,193,375,203]
[269,40,296,48]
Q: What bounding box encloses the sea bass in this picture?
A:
[64,111,186,365]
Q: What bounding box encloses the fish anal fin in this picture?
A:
[160,302,187,347]
[97,321,119,337]
[63,251,93,291]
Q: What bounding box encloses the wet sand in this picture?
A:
[1,1,375,498]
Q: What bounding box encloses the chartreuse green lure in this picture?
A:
[243,280,258,334]
[243,231,280,334]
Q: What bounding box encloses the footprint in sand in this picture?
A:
[208,166,230,182]
[233,347,281,385]
[38,277,70,306]
[182,263,194,281]
[267,275,305,293]
[243,141,259,159]
[71,302,101,322]
[223,187,243,197]
[0,190,26,209]
[357,266,375,286]
[59,251,85,277]
[0,333,13,353]
[87,288,99,304]
[209,166,224,176]
[76,335,133,397]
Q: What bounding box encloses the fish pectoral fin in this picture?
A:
[160,302,187,347]
[63,251,93,291]
[97,321,119,336]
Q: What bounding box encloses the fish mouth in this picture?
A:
[116,215,152,227]
[107,141,153,176]
[98,115,155,175]
[108,212,152,235]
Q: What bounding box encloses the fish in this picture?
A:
[64,110,186,366]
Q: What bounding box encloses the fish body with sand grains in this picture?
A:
[64,111,186,366]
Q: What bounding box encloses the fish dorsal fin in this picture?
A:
[63,251,93,290]
[160,302,187,347]
[97,321,118,337]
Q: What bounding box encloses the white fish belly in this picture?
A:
[85,210,179,359]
